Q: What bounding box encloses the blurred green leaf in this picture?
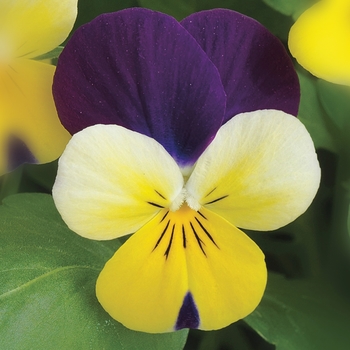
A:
[245,273,350,350]
[138,0,195,20]
[297,69,337,152]
[194,322,273,350]
[317,81,350,134]
[262,0,312,19]
[34,46,64,61]
[74,0,139,29]
[0,167,24,201]
[0,194,188,350]
[196,0,293,41]
[23,161,58,192]
[263,0,301,16]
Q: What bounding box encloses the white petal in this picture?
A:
[186,110,321,231]
[53,125,184,240]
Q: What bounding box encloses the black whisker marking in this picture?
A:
[147,201,164,208]
[17,50,36,58]
[190,222,206,256]
[9,65,17,73]
[153,220,170,251]
[204,187,217,198]
[16,42,26,51]
[198,211,207,220]
[6,70,24,96]
[164,224,175,259]
[1,75,9,95]
[160,211,169,223]
[182,225,186,248]
[155,190,166,200]
[205,195,229,205]
[195,217,219,248]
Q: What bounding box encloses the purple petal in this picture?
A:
[181,9,300,123]
[53,8,226,167]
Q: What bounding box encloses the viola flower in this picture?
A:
[0,0,77,174]
[289,0,350,85]
[52,8,321,333]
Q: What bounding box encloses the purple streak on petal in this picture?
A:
[175,292,200,330]
[53,8,226,166]
[181,9,300,123]
[7,135,37,171]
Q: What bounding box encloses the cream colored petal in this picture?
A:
[0,0,77,59]
[289,0,350,85]
[186,110,321,231]
[53,125,184,240]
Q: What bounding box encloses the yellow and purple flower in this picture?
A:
[52,8,320,333]
[0,0,77,173]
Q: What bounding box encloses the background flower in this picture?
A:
[289,0,350,85]
[0,0,77,174]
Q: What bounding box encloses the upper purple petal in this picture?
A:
[181,9,300,123]
[53,8,226,167]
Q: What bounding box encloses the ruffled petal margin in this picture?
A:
[182,9,300,122]
[186,110,321,231]
[52,124,184,240]
[53,8,226,167]
[96,205,266,333]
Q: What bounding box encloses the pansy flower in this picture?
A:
[289,0,350,85]
[52,8,321,333]
[0,0,77,174]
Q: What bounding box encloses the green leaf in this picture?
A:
[0,167,24,201]
[297,69,337,152]
[245,273,350,350]
[0,194,188,350]
[196,0,293,41]
[138,0,195,20]
[33,46,64,61]
[262,0,312,19]
[317,81,350,134]
[23,161,59,192]
[74,0,139,29]
[348,204,350,235]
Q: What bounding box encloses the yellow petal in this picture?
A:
[0,0,77,59]
[186,110,320,231]
[53,125,184,240]
[96,205,266,333]
[289,0,350,85]
[0,59,70,174]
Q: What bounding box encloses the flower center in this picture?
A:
[169,187,201,212]
[153,204,219,259]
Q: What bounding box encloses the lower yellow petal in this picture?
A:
[0,59,70,174]
[96,205,266,333]
[288,0,350,85]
